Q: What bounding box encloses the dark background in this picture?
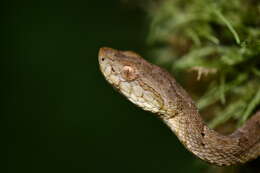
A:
[4,0,204,172]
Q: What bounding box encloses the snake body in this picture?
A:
[98,47,260,166]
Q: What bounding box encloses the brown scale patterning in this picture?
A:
[98,47,260,166]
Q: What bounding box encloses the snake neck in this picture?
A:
[161,102,260,166]
[153,76,260,166]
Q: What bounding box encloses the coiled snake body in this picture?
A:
[98,47,260,166]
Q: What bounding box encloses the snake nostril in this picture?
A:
[101,58,105,61]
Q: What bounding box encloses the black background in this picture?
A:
[4,1,204,172]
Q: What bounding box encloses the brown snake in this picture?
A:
[98,47,260,166]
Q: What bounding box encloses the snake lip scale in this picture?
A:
[98,47,260,166]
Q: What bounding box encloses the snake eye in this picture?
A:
[121,65,138,81]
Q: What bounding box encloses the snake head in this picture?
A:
[99,47,140,84]
[98,47,183,115]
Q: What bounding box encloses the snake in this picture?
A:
[98,47,260,166]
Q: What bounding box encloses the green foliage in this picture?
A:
[147,0,260,127]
